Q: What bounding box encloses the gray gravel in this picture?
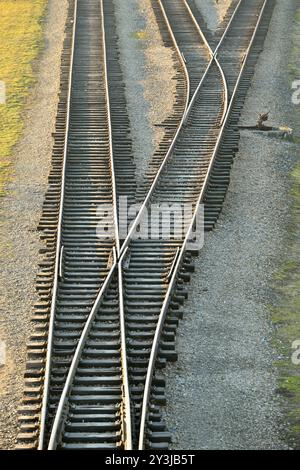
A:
[194,0,233,32]
[0,0,68,449]
[163,0,298,450]
[113,0,175,186]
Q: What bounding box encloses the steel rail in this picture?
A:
[38,0,121,449]
[101,0,132,446]
[138,0,268,450]
[213,0,242,56]
[119,0,229,257]
[182,0,229,125]
[157,0,191,107]
[46,0,132,450]
[46,0,192,449]
[182,0,245,127]
[184,0,212,53]
[119,0,204,256]
[102,0,132,445]
[38,0,78,448]
[102,2,120,257]
[47,248,117,449]
[117,247,133,450]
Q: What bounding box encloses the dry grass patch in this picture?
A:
[0,0,47,196]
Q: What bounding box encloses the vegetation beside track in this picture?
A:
[0,0,47,196]
[271,5,300,449]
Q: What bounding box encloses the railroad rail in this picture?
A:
[17,0,133,449]
[17,0,275,450]
[37,0,129,449]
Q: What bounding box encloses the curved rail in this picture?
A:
[138,0,268,450]
[45,0,204,450]
[182,0,229,125]
[213,0,242,57]
[119,0,216,257]
[103,1,120,257]
[157,0,191,112]
[48,248,117,449]
[101,0,133,447]
[46,0,225,449]
[119,0,193,255]
[182,0,247,128]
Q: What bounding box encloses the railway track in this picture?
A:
[159,0,211,98]
[37,0,127,448]
[138,0,274,449]
[17,0,275,451]
[136,0,189,203]
[17,0,133,449]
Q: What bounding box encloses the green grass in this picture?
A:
[131,30,148,40]
[271,5,300,448]
[0,0,48,196]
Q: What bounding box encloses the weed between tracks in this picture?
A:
[270,5,300,449]
[0,0,47,197]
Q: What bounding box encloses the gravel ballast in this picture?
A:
[0,0,68,449]
[194,0,233,32]
[163,0,298,450]
[113,0,176,186]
